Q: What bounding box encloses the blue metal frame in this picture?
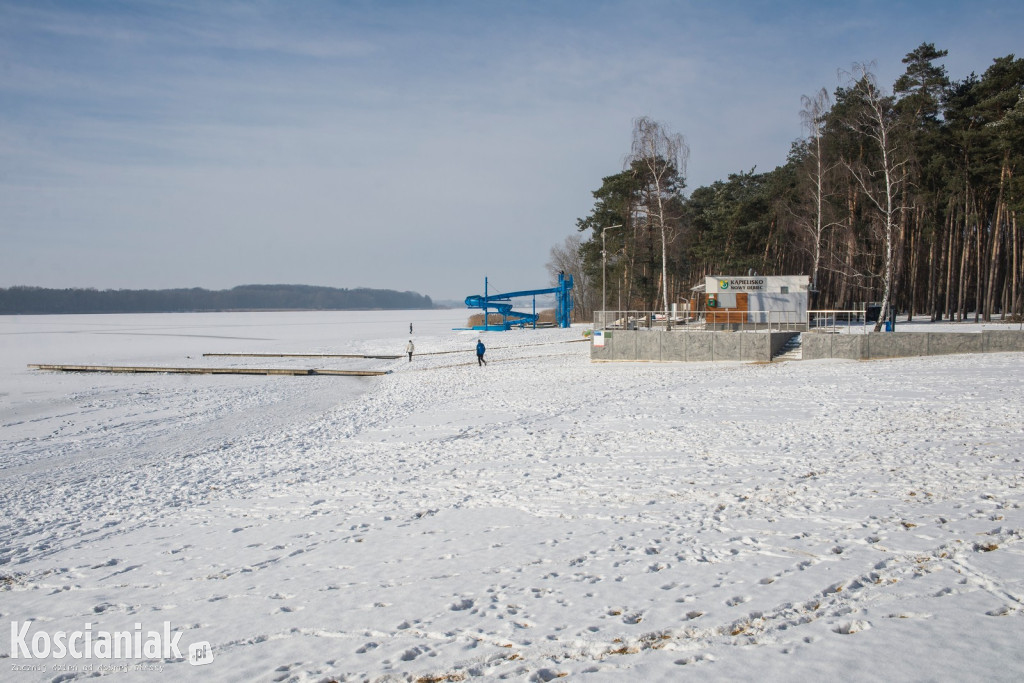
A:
[465,273,574,330]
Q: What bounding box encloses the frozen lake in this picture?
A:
[2,312,1023,681]
[1,310,466,473]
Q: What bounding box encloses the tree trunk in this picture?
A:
[943,199,955,320]
[985,158,1009,320]
[906,206,919,321]
[975,206,983,323]
[1013,209,1021,319]
[926,217,937,321]
[957,195,971,321]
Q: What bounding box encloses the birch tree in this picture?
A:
[840,64,910,331]
[797,88,841,305]
[627,117,689,315]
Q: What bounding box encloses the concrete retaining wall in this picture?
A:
[684,332,715,361]
[590,331,797,362]
[928,333,984,356]
[802,330,1024,360]
[867,333,929,359]
[985,331,1024,353]
[591,329,1024,362]
[802,333,866,360]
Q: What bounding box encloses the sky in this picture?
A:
[1,1,1022,303]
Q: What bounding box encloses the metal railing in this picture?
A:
[594,310,694,331]
[594,310,805,332]
[708,309,804,331]
[807,309,870,334]
[594,308,895,334]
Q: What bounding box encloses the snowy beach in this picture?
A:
[2,311,1023,681]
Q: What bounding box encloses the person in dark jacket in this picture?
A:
[476,339,486,366]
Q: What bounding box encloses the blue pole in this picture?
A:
[484,277,489,332]
[556,271,572,328]
[556,272,561,328]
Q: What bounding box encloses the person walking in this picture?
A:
[476,339,486,366]
[405,339,414,362]
[409,323,413,334]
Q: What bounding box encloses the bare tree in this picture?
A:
[627,117,689,315]
[840,64,910,331]
[798,88,842,305]
[547,232,593,321]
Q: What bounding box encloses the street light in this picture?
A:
[601,224,622,330]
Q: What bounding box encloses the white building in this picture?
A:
[704,275,809,325]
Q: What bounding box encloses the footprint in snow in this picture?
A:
[401,645,435,661]
[833,620,871,634]
[986,605,1015,617]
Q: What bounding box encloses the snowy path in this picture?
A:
[2,316,1023,681]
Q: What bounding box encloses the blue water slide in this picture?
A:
[464,273,574,330]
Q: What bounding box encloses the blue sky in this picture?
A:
[1,1,1021,302]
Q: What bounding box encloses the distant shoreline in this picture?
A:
[1,309,456,316]
[0,284,437,315]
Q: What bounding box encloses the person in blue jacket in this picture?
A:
[476,339,486,366]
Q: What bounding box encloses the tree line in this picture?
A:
[0,284,434,314]
[551,44,1023,329]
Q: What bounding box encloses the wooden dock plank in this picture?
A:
[203,353,401,360]
[28,364,389,377]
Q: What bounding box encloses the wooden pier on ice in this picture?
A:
[28,364,389,377]
[203,352,401,360]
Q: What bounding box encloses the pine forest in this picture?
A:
[553,44,1023,326]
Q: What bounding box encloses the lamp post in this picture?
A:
[601,224,622,330]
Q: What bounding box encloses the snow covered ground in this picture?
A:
[2,311,1023,682]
